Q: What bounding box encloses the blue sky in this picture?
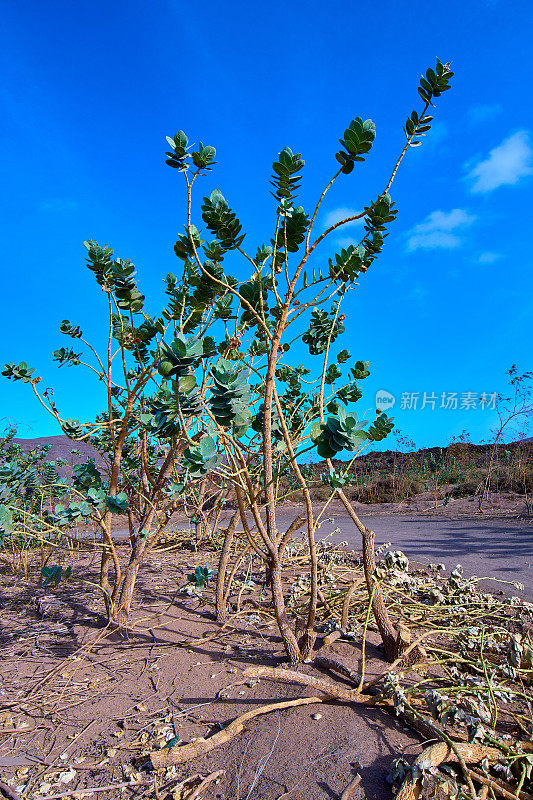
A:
[1,0,532,448]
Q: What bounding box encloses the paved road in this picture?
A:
[275,511,533,602]
[110,511,533,602]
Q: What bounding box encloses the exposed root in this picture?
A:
[243,664,444,743]
[314,629,431,692]
[148,696,324,768]
[242,665,374,703]
[313,655,360,684]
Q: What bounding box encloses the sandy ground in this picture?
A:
[2,509,531,800]
[0,545,422,800]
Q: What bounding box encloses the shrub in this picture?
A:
[4,59,454,662]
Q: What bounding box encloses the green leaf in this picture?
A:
[199,436,216,457]
[165,736,180,749]
[105,492,129,514]
[337,349,351,363]
[178,374,197,393]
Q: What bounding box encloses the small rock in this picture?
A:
[58,768,77,784]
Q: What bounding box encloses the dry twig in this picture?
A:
[395,742,502,800]
[340,772,362,800]
[185,770,225,799]
[0,781,22,800]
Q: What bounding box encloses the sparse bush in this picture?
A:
[350,476,424,503]
[449,480,482,498]
[0,426,69,574]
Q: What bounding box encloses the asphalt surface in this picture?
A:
[275,510,533,602]
[110,511,533,602]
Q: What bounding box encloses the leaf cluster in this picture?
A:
[418,59,454,105]
[53,347,81,367]
[270,147,304,203]
[187,565,214,588]
[144,379,203,439]
[41,564,72,587]
[210,359,251,437]
[336,117,376,174]
[2,361,36,383]
[310,407,368,458]
[183,436,222,478]
[165,131,216,172]
[251,402,283,440]
[302,307,345,356]
[201,189,245,251]
[158,334,203,379]
[272,207,310,271]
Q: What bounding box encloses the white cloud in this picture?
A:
[334,236,361,250]
[407,231,462,251]
[423,121,449,150]
[406,208,476,252]
[323,207,364,230]
[477,251,501,264]
[465,131,533,193]
[414,209,476,233]
[468,103,502,124]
